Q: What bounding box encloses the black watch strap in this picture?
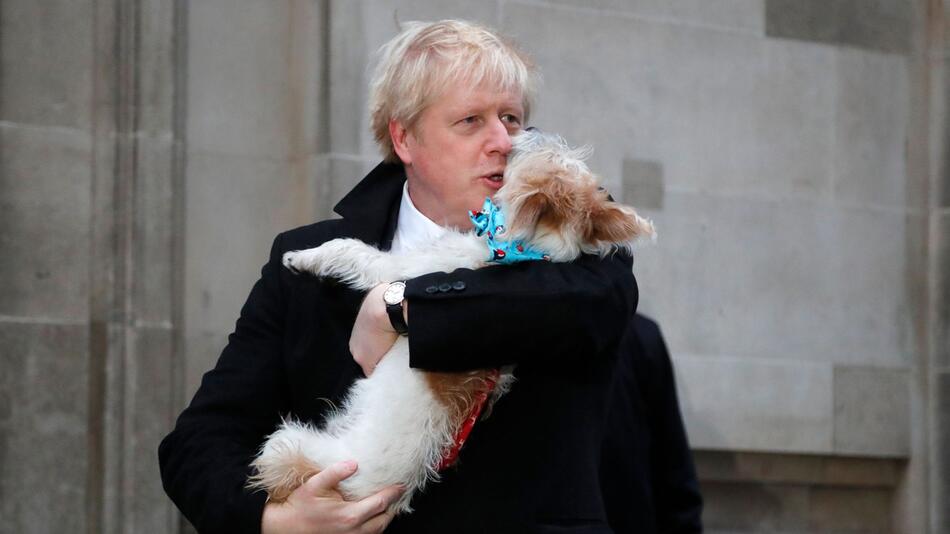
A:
[387,301,408,336]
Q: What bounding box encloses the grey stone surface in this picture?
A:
[808,487,892,532]
[527,0,765,34]
[184,151,312,336]
[674,354,834,453]
[935,371,950,532]
[0,323,88,534]
[701,481,810,531]
[694,450,902,486]
[937,210,950,370]
[703,479,894,533]
[765,0,914,55]
[187,0,296,159]
[635,192,911,368]
[503,2,837,201]
[833,48,909,209]
[133,135,177,324]
[833,366,910,456]
[126,326,179,532]
[0,0,95,128]
[136,0,179,137]
[621,158,664,209]
[0,124,92,321]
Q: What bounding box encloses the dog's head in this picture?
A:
[495,129,655,261]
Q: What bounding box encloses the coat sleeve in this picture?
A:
[403,250,637,372]
[158,234,290,534]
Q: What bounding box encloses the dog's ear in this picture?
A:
[507,188,550,236]
[585,200,655,246]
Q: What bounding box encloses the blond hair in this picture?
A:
[369,20,539,162]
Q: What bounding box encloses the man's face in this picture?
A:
[392,82,525,229]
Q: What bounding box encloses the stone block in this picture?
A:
[634,192,911,368]
[833,366,910,456]
[0,124,92,321]
[187,0,295,159]
[126,326,179,532]
[526,0,766,34]
[184,151,313,335]
[0,322,88,534]
[765,0,913,55]
[132,135,178,325]
[674,355,834,453]
[694,450,901,487]
[833,48,908,209]
[935,371,950,531]
[937,210,950,370]
[701,480,809,531]
[0,0,95,128]
[808,487,892,532]
[503,2,838,201]
[939,58,950,209]
[621,158,664,209]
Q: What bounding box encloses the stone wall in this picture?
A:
[1,1,946,533]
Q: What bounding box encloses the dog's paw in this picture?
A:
[282,251,302,273]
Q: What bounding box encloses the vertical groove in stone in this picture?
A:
[169,2,188,534]
[87,0,117,531]
[319,0,331,155]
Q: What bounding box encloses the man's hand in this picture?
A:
[350,284,407,376]
[261,460,404,534]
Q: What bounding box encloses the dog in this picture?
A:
[247,129,655,513]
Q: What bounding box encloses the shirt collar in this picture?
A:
[390,182,448,255]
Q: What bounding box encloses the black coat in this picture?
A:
[159,162,639,533]
[600,315,703,533]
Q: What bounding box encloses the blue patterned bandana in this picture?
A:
[469,198,550,264]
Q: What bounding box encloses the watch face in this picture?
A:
[383,282,406,305]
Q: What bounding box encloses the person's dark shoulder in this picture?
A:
[632,314,666,362]
[276,218,355,253]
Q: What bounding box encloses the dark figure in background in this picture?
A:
[601,313,704,533]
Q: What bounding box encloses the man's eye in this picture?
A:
[460,116,479,125]
[502,114,522,125]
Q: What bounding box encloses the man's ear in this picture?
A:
[389,119,413,165]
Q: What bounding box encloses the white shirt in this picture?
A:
[390,182,447,255]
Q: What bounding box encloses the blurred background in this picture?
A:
[1,1,947,532]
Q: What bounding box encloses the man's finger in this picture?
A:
[360,509,396,534]
[304,460,358,493]
[347,484,404,522]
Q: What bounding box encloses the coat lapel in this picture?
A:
[332,161,405,251]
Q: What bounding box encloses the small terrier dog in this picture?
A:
[248,129,655,513]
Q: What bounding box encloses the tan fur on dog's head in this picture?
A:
[496,130,655,262]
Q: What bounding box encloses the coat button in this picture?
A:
[425,285,438,294]
[438,283,452,293]
[452,281,466,291]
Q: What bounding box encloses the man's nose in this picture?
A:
[485,117,513,156]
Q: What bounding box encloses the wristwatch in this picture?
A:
[383,281,409,336]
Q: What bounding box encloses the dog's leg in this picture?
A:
[284,233,489,289]
[248,421,328,502]
[284,238,395,289]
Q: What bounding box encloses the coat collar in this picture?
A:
[332,161,406,250]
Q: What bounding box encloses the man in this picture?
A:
[159,20,637,533]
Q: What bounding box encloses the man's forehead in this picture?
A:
[438,83,524,112]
